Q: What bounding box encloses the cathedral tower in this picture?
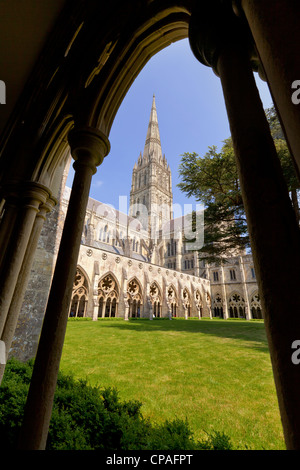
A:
[129,95,173,237]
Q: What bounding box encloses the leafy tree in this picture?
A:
[178,142,250,264]
[178,106,300,263]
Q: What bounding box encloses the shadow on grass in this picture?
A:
[80,317,270,353]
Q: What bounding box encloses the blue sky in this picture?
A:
[66,38,273,213]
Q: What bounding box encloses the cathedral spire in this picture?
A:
[143,94,162,161]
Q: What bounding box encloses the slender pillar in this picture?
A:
[0,197,56,384]
[233,0,300,176]
[189,1,300,449]
[18,127,110,450]
[0,182,49,337]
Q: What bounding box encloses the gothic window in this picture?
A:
[69,267,89,318]
[251,267,256,279]
[149,282,162,317]
[213,271,219,282]
[228,293,245,318]
[251,292,262,319]
[167,285,177,317]
[99,227,103,241]
[213,293,223,318]
[230,269,236,281]
[144,173,147,185]
[98,273,119,318]
[182,288,191,316]
[127,278,143,318]
[103,225,108,242]
[195,290,203,317]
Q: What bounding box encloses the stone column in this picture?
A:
[189,1,300,449]
[0,182,50,337]
[233,0,300,176]
[0,196,56,384]
[18,127,110,450]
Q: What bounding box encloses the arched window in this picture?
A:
[103,225,108,242]
[167,285,177,317]
[213,293,223,318]
[195,290,203,318]
[127,278,143,318]
[250,292,263,319]
[182,288,191,317]
[228,293,245,318]
[150,282,162,317]
[97,273,119,318]
[69,268,89,317]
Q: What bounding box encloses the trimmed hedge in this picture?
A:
[0,358,232,450]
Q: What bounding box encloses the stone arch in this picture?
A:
[228,291,246,319]
[195,288,204,318]
[97,272,120,318]
[84,6,191,135]
[182,287,191,317]
[149,281,162,318]
[167,283,178,317]
[250,291,263,319]
[69,266,90,318]
[212,292,224,318]
[127,276,143,318]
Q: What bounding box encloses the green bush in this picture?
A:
[0,358,232,450]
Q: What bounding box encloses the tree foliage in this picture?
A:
[178,106,300,264]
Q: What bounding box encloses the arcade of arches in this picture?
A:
[1,0,300,451]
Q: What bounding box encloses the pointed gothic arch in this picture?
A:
[228,292,246,319]
[69,266,90,318]
[149,281,162,318]
[97,272,120,318]
[212,293,224,318]
[182,287,191,317]
[195,289,203,318]
[250,291,263,319]
[127,277,143,318]
[167,283,178,317]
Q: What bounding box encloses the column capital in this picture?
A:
[3,180,53,209]
[188,1,255,75]
[68,126,110,174]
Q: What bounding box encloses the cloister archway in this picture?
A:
[127,277,143,318]
[97,272,119,318]
[69,267,90,318]
[1,0,300,451]
[167,284,178,317]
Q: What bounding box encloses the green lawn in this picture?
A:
[60,317,285,450]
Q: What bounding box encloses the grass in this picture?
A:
[60,317,285,450]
